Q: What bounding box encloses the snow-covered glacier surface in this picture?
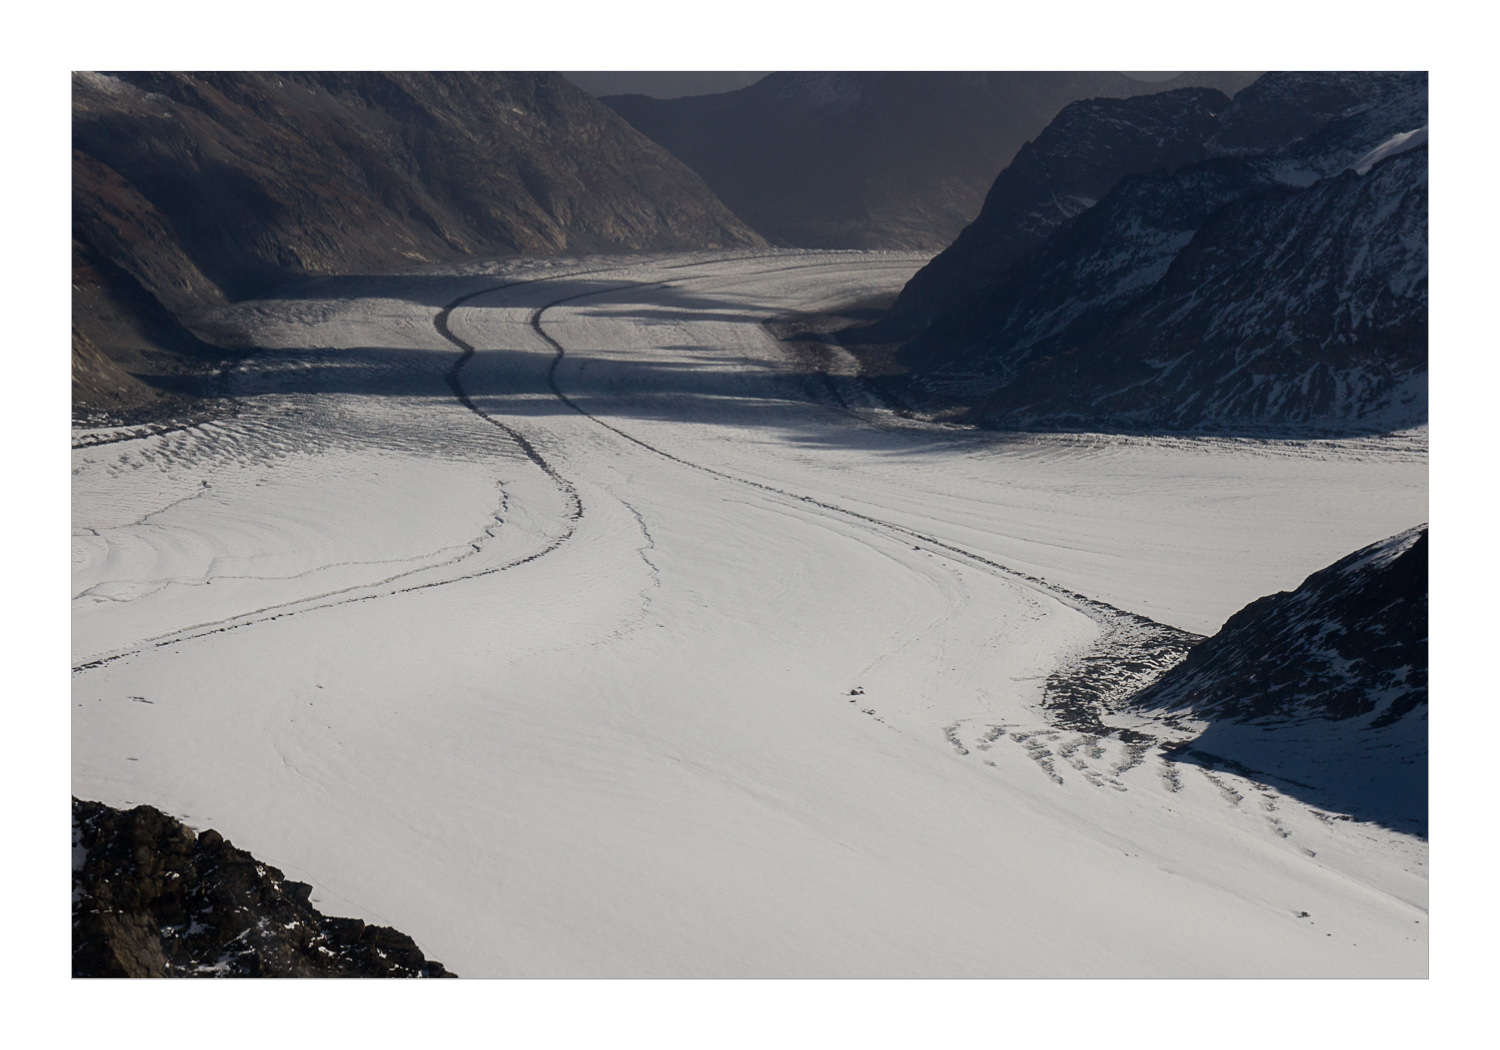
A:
[72,251,1428,977]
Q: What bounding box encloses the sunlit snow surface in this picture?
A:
[1353,125,1428,175]
[72,251,1427,977]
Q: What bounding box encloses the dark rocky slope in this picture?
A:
[879,72,1427,434]
[883,87,1234,331]
[73,798,454,977]
[974,146,1426,429]
[1206,71,1424,156]
[1133,527,1428,834]
[72,71,764,420]
[603,71,1260,250]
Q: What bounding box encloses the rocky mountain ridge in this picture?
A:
[884,87,1234,330]
[72,71,764,420]
[975,146,1426,430]
[879,71,1428,434]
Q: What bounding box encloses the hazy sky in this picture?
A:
[563,71,1194,100]
[562,72,771,99]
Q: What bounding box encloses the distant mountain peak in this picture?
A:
[756,71,869,110]
[603,71,1262,252]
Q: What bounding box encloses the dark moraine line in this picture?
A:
[434,251,809,495]
[528,281,1153,618]
[73,255,799,673]
[436,280,583,508]
[527,277,1203,744]
[73,265,641,675]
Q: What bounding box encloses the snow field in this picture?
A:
[73,251,1427,976]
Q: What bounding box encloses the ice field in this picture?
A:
[72,251,1428,976]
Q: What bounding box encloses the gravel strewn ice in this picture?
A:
[72,250,1428,977]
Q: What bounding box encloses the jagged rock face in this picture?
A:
[72,798,454,977]
[884,88,1232,332]
[603,71,1261,250]
[71,71,764,418]
[889,71,1428,434]
[972,146,1427,429]
[1132,527,1427,833]
[1209,71,1423,155]
[899,157,1273,394]
[1139,527,1426,724]
[1239,72,1429,183]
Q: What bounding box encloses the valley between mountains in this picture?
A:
[71,250,1427,977]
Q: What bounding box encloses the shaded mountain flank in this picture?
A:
[73,798,455,977]
[859,71,1427,434]
[72,71,764,422]
[601,71,1261,250]
[1132,527,1428,835]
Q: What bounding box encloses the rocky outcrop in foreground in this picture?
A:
[1132,526,1428,834]
[72,798,454,977]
